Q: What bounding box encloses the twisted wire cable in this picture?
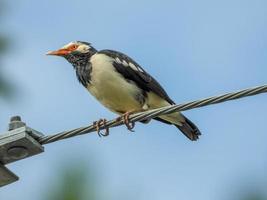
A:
[38,85,267,145]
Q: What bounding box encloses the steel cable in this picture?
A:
[38,85,267,145]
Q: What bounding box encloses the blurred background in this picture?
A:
[0,0,267,199]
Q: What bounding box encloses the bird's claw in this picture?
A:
[93,118,109,137]
[117,112,135,132]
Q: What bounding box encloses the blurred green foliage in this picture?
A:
[0,0,13,98]
[240,192,267,200]
[44,163,99,200]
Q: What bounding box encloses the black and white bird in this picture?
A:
[47,41,201,141]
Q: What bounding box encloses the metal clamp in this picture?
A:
[0,116,44,187]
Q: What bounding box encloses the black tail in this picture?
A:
[154,114,201,141]
[176,115,201,141]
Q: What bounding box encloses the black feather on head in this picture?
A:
[63,41,97,69]
[60,41,97,87]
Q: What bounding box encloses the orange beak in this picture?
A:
[46,48,71,56]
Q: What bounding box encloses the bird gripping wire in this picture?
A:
[2,84,266,187]
[37,84,267,145]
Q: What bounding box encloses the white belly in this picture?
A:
[87,53,184,125]
[87,54,143,113]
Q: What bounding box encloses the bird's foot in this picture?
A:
[93,118,109,137]
[117,111,135,132]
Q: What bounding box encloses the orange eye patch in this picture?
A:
[67,44,79,51]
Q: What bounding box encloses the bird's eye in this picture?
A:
[69,44,78,50]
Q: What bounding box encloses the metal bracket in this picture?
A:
[0,116,44,187]
[0,164,18,187]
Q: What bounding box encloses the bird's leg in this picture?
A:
[93,119,103,137]
[101,119,109,136]
[93,118,109,137]
[117,111,135,132]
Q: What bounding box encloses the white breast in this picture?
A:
[87,53,143,113]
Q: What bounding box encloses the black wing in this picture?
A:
[99,50,175,105]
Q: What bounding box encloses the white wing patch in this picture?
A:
[114,57,144,73]
[129,62,144,72]
[122,60,128,67]
[115,57,122,64]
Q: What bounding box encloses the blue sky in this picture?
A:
[0,0,267,199]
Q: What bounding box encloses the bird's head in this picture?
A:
[47,41,97,67]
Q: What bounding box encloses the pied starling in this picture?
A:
[47,41,201,141]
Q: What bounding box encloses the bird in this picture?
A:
[47,41,201,141]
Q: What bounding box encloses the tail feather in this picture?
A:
[153,114,201,141]
[176,115,201,141]
[153,117,172,124]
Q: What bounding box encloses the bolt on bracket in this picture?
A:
[0,116,44,187]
